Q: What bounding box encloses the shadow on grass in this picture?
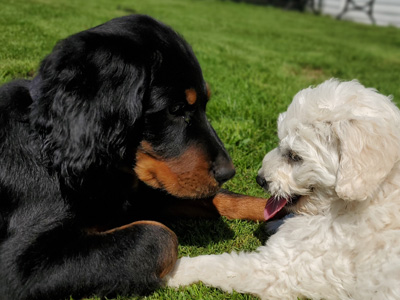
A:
[253,222,271,245]
[165,217,275,248]
[166,218,236,247]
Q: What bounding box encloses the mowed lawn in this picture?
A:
[1,0,400,299]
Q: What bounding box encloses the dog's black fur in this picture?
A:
[0,15,242,299]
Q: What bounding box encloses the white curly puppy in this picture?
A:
[167,79,400,300]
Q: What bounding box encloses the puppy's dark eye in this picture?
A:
[287,150,302,162]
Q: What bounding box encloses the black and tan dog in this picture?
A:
[0,15,266,299]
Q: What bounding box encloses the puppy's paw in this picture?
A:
[164,257,198,288]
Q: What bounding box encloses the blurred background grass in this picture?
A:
[1,0,399,299]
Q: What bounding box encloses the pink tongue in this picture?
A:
[264,196,288,220]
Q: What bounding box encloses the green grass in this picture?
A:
[1,0,400,299]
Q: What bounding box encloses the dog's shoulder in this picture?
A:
[0,79,32,122]
[0,79,34,157]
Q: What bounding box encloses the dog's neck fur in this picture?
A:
[29,75,42,103]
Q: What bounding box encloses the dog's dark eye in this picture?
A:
[287,150,302,162]
[169,104,192,126]
[169,103,186,115]
[183,115,192,125]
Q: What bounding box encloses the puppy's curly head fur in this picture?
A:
[258,79,400,216]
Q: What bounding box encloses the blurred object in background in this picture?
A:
[227,0,400,27]
[314,0,400,27]
[228,0,309,11]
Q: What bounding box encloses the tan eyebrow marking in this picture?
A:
[185,88,197,105]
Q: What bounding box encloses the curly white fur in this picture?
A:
[166,79,400,300]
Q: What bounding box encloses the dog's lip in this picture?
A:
[264,194,301,221]
[288,194,301,205]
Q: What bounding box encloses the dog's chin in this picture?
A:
[281,194,304,214]
[285,195,303,212]
[288,194,302,206]
[286,194,321,215]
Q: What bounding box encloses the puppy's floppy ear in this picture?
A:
[333,96,400,201]
[30,35,148,184]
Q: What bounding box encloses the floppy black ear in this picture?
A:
[29,34,148,184]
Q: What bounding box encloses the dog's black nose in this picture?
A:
[256,175,268,189]
[214,164,236,185]
[212,154,236,185]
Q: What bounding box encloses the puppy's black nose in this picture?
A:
[256,175,268,189]
[214,164,236,185]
